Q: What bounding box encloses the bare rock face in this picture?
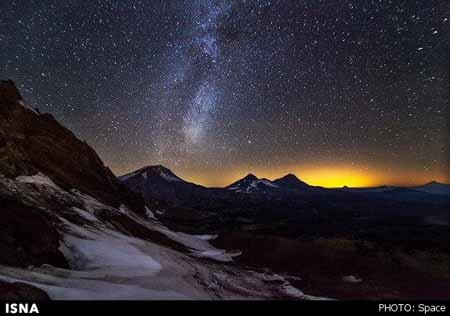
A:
[0,198,68,268]
[0,281,50,300]
[0,80,145,217]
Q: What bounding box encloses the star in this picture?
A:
[0,0,447,187]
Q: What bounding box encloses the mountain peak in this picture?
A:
[148,164,170,170]
[146,165,182,181]
[226,174,279,193]
[282,173,300,181]
[144,164,173,174]
[243,173,258,181]
[0,79,22,103]
[119,165,184,183]
[410,181,450,196]
[273,173,309,189]
[416,181,450,188]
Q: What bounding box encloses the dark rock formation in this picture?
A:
[0,281,50,300]
[0,198,68,268]
[0,80,145,217]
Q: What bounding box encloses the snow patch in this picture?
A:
[59,218,162,273]
[193,235,218,241]
[282,283,305,298]
[118,170,141,181]
[16,173,61,190]
[160,171,181,182]
[342,275,362,283]
[71,207,99,222]
[71,190,115,212]
[192,249,242,261]
[255,179,279,188]
[0,266,189,300]
[118,204,129,214]
[229,179,278,193]
[145,207,157,220]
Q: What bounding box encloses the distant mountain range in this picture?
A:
[120,165,450,200]
[342,181,450,196]
[118,164,450,238]
[226,173,310,193]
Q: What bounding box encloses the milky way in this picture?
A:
[160,1,228,154]
[1,0,449,186]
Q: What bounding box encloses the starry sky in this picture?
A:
[1,0,449,187]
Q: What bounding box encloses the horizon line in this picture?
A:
[116,164,450,189]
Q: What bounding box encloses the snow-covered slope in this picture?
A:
[0,173,310,300]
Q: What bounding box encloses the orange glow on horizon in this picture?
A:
[179,165,449,188]
[181,165,378,188]
[294,167,376,188]
[115,163,449,189]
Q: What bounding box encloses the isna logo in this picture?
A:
[5,303,39,314]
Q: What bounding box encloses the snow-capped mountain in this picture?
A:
[119,165,183,183]
[119,165,210,206]
[226,174,280,193]
[0,80,307,300]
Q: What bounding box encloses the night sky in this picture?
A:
[1,1,449,187]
